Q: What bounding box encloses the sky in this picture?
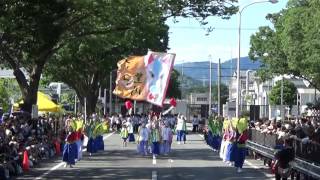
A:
[166,0,289,64]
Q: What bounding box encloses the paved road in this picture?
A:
[16,132,274,180]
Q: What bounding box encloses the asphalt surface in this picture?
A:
[15,131,274,180]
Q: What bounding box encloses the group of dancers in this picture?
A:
[62,116,109,168]
[119,113,188,157]
[205,116,249,173]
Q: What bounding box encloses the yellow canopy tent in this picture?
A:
[14,91,61,112]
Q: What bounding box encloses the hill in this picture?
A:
[174,56,261,86]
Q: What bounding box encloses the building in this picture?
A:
[226,71,320,120]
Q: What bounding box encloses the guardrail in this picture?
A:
[247,129,320,179]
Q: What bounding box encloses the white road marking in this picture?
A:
[35,132,115,180]
[152,155,157,165]
[168,159,173,168]
[152,170,157,180]
[199,133,273,178]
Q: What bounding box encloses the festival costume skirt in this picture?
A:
[219,140,227,160]
[128,133,135,142]
[152,142,160,155]
[137,140,148,155]
[75,140,82,160]
[96,135,104,151]
[234,145,246,168]
[63,143,77,165]
[225,142,236,162]
[161,140,171,154]
[87,137,97,153]
[176,130,186,142]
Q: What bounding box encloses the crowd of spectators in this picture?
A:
[252,110,320,145]
[250,108,320,180]
[0,112,61,179]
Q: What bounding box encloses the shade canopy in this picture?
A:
[14,91,61,112]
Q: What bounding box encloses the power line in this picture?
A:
[175,66,260,70]
[169,26,258,31]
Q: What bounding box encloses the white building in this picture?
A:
[226,71,320,119]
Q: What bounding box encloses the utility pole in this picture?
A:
[218,58,221,116]
[74,94,77,115]
[209,55,212,117]
[109,71,113,114]
[84,97,87,124]
[280,76,284,121]
[181,60,184,99]
[104,88,107,115]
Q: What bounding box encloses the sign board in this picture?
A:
[31,104,38,119]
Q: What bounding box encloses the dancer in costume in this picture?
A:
[137,123,149,155]
[219,120,230,161]
[150,122,161,157]
[94,121,105,151]
[225,120,237,166]
[234,118,249,173]
[72,118,84,161]
[161,122,172,155]
[85,120,96,156]
[176,114,187,144]
[126,118,135,142]
[120,124,129,147]
[62,126,78,168]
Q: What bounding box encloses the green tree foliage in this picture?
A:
[249,0,320,91]
[0,0,237,112]
[166,69,181,99]
[0,84,9,112]
[269,79,297,106]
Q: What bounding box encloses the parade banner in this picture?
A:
[113,56,148,100]
[113,52,175,106]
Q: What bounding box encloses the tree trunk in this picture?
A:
[76,83,99,117]
[14,64,43,113]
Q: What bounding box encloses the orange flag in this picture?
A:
[113,56,148,100]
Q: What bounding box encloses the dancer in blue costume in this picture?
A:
[62,126,78,168]
[234,118,249,173]
[93,121,105,151]
[150,123,161,157]
[85,121,97,156]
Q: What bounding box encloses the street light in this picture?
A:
[236,0,278,118]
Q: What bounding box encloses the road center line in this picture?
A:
[35,132,115,180]
[152,155,157,165]
[152,170,157,180]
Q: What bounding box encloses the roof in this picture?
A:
[0,68,29,79]
[297,88,320,94]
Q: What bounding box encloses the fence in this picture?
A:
[293,138,320,166]
[249,129,278,148]
[247,129,320,179]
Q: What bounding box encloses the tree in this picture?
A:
[249,0,320,91]
[269,80,297,106]
[0,0,237,113]
[0,84,10,112]
[166,69,182,99]
[45,0,169,114]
